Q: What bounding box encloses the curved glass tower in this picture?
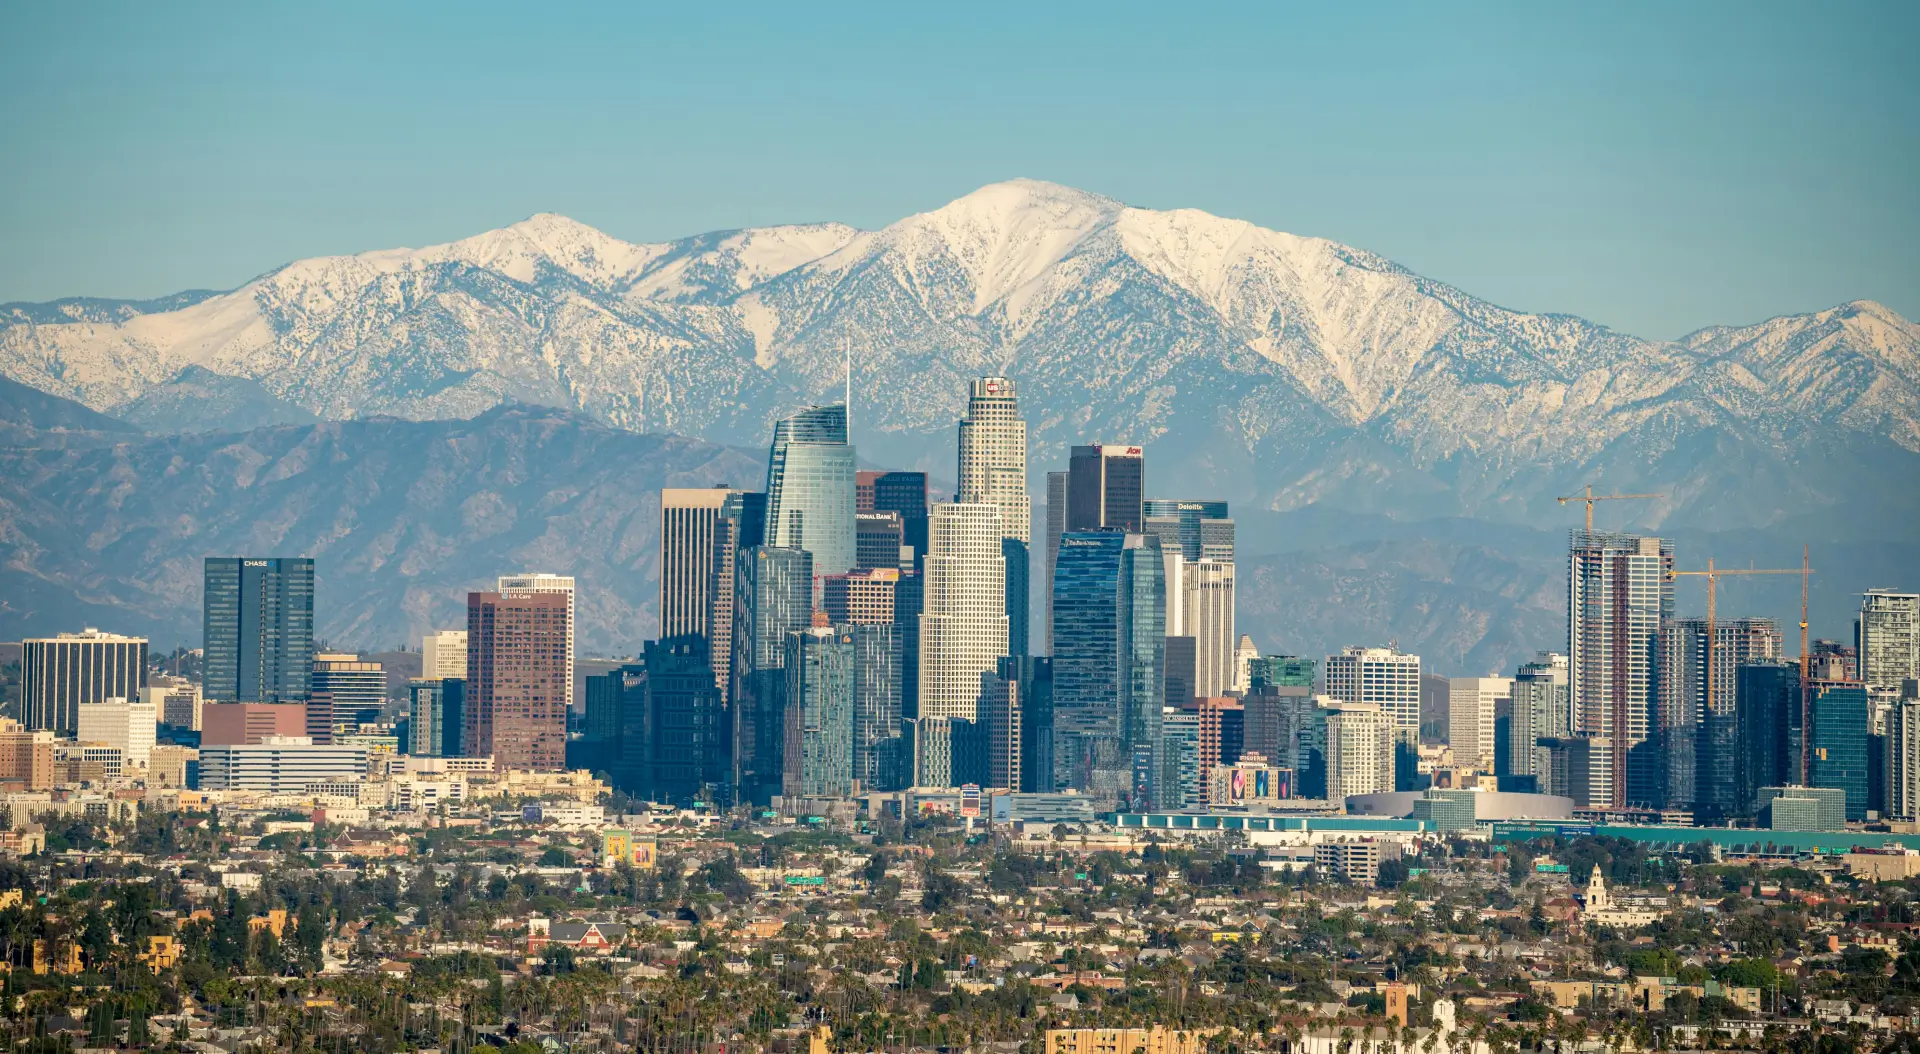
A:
[765,405,856,581]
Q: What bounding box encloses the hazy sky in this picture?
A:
[2,2,1915,339]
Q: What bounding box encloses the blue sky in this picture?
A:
[1,2,1915,339]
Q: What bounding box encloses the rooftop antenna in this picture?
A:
[844,333,852,436]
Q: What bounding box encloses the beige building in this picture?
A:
[0,720,55,791]
[420,629,469,681]
[1046,1027,1209,1054]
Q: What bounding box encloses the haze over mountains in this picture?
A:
[2,180,1915,670]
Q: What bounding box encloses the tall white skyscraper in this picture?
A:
[918,503,1009,722]
[1448,676,1513,773]
[498,573,576,712]
[1567,531,1673,809]
[1323,698,1394,802]
[1860,590,1920,695]
[421,629,469,681]
[957,377,1031,657]
[1325,646,1422,737]
[1183,560,1237,697]
[957,377,1029,541]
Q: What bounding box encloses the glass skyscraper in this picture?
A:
[730,545,813,803]
[847,623,903,791]
[1049,530,1165,807]
[765,405,856,580]
[644,635,727,807]
[1735,660,1800,819]
[784,626,856,798]
[1809,679,1872,821]
[203,557,314,705]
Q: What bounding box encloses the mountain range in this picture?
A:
[1,179,1915,670]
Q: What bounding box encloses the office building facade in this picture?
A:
[919,503,1009,723]
[1180,561,1237,698]
[1734,660,1801,818]
[198,737,369,793]
[311,652,386,738]
[957,377,1032,658]
[1659,617,1780,818]
[822,567,899,626]
[21,629,148,735]
[730,546,813,801]
[1066,444,1144,533]
[75,698,157,769]
[465,590,570,771]
[1809,679,1872,821]
[1567,531,1674,808]
[765,405,857,581]
[497,573,576,712]
[1448,677,1513,773]
[660,487,745,645]
[1050,531,1165,806]
[642,635,727,806]
[1142,499,1233,562]
[420,630,468,681]
[407,678,464,758]
[1325,647,1422,738]
[203,557,313,705]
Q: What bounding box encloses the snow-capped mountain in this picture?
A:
[4,179,1916,532]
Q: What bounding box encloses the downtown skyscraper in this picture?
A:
[1043,443,1144,654]
[730,545,813,802]
[464,589,570,771]
[1859,589,1919,696]
[1050,530,1165,806]
[203,557,314,705]
[765,405,856,581]
[497,573,576,712]
[918,503,1009,723]
[1659,616,1780,820]
[957,376,1030,657]
[661,487,765,689]
[1568,530,1674,809]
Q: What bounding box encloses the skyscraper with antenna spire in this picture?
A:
[765,405,856,581]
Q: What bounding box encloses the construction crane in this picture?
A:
[1557,483,1665,533]
[1665,556,1815,783]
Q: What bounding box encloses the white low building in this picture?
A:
[199,736,369,793]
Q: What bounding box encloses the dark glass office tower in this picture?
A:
[871,472,929,573]
[1809,679,1872,821]
[730,545,813,803]
[1735,660,1800,819]
[644,636,726,807]
[1066,445,1145,533]
[408,678,465,758]
[1142,499,1233,562]
[1049,530,1164,807]
[203,557,315,704]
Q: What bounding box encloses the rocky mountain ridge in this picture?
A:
[3,179,1914,534]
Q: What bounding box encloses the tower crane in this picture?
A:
[1665,556,1815,783]
[1557,483,1665,533]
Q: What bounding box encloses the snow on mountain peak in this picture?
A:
[878,178,1125,311]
